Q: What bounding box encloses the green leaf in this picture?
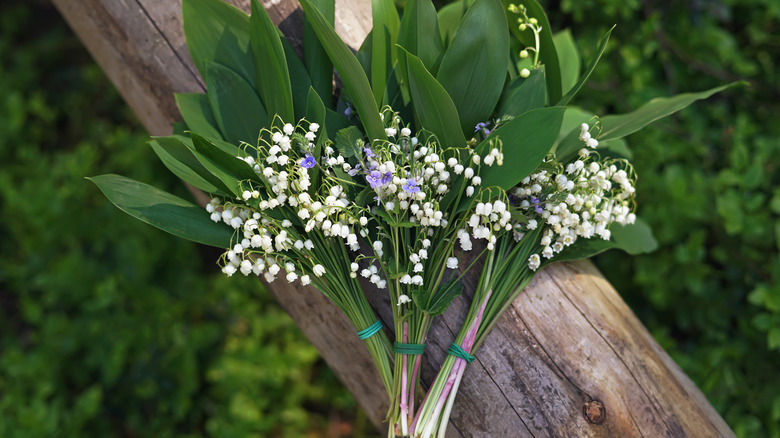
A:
[600,138,633,159]
[496,67,547,117]
[553,29,580,96]
[413,276,463,316]
[189,133,260,196]
[299,0,386,141]
[396,0,443,104]
[334,126,365,158]
[182,0,255,87]
[556,26,613,106]
[476,107,565,190]
[325,108,351,135]
[398,0,443,74]
[555,218,658,262]
[436,0,509,134]
[281,35,314,121]
[599,82,744,141]
[371,0,400,106]
[437,1,468,47]
[204,61,269,145]
[404,50,467,148]
[174,93,224,141]
[88,174,233,248]
[249,0,293,121]
[149,135,226,194]
[304,0,335,108]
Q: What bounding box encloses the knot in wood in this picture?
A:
[583,399,606,425]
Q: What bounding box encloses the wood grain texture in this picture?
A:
[52,0,735,435]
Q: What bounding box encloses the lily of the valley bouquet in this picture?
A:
[90,0,736,436]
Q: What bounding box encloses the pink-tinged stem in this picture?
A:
[409,352,422,416]
[421,290,493,437]
[409,370,433,434]
[400,322,409,434]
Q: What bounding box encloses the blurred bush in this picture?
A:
[0,2,371,437]
[540,0,780,436]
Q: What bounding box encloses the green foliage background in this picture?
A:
[0,0,777,437]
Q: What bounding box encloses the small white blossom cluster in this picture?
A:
[340,109,503,287]
[457,199,513,252]
[511,131,637,271]
[206,119,364,286]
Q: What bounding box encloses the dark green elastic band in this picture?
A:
[357,320,383,340]
[448,343,475,363]
[393,342,426,355]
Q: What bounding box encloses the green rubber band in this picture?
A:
[357,320,383,340]
[448,343,475,363]
[393,342,426,355]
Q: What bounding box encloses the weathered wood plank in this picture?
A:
[52,0,736,436]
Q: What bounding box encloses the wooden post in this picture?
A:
[52,0,736,436]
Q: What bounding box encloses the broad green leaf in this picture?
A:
[182,0,255,87]
[304,0,335,108]
[553,29,580,95]
[600,82,744,141]
[398,0,443,74]
[174,93,224,141]
[306,87,327,191]
[397,0,443,103]
[281,35,313,121]
[88,174,234,248]
[356,30,373,76]
[437,1,468,47]
[556,26,613,106]
[204,61,269,145]
[371,0,400,106]
[503,0,562,104]
[334,125,365,159]
[600,138,633,159]
[189,133,260,196]
[149,135,228,194]
[436,0,509,134]
[404,50,467,148]
[172,121,188,136]
[325,108,351,136]
[249,0,293,121]
[476,106,564,190]
[299,0,386,141]
[555,218,658,262]
[496,67,547,117]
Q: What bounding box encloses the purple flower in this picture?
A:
[367,170,393,188]
[531,197,544,214]
[381,171,393,185]
[474,122,491,136]
[348,163,362,177]
[402,179,421,193]
[300,154,316,169]
[367,170,383,188]
[363,146,375,158]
